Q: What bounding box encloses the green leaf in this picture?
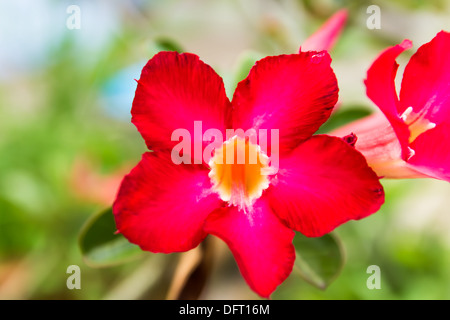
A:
[231,50,265,91]
[151,37,184,53]
[293,232,345,290]
[316,106,372,134]
[78,207,144,268]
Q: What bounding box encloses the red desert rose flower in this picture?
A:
[333,31,450,181]
[113,50,384,298]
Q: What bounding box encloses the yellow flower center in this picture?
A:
[400,106,436,144]
[208,136,271,211]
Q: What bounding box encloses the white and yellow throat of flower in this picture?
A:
[208,136,271,211]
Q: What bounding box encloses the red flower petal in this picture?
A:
[399,31,450,124]
[204,199,295,298]
[365,40,412,160]
[113,152,222,253]
[408,123,450,181]
[231,53,338,155]
[266,135,384,237]
[300,9,348,52]
[132,52,231,157]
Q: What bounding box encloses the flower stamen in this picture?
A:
[400,106,436,143]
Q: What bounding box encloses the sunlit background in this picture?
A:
[1,0,450,300]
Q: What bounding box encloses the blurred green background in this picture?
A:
[0,0,449,300]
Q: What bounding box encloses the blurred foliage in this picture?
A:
[78,207,144,267]
[0,0,449,300]
[293,233,344,290]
